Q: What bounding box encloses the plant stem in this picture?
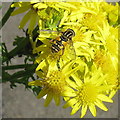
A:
[2,64,34,70]
[0,2,15,29]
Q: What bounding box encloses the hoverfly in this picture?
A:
[39,29,76,60]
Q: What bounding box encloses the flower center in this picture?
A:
[48,53,60,61]
[43,71,67,94]
[77,83,98,105]
[94,50,106,68]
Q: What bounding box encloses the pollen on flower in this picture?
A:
[83,13,106,30]
[48,52,61,61]
[10,1,119,118]
[77,83,98,104]
[73,28,84,42]
[93,50,106,68]
[43,71,67,94]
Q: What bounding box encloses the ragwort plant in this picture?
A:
[2,0,119,118]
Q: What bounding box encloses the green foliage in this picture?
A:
[1,6,41,94]
[0,2,15,29]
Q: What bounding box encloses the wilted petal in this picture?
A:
[28,80,42,86]
[19,10,32,29]
[44,93,53,107]
[37,88,48,99]
[54,95,60,106]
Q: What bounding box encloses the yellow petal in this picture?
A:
[62,60,75,73]
[38,31,51,38]
[50,4,60,11]
[38,19,42,29]
[33,44,47,53]
[55,4,69,11]
[98,85,114,92]
[47,61,58,77]
[95,74,108,86]
[109,90,117,98]
[71,74,83,86]
[66,78,78,89]
[19,10,32,29]
[80,7,97,15]
[62,89,76,97]
[95,99,108,111]
[64,86,75,93]
[44,93,53,107]
[63,98,77,108]
[37,37,49,45]
[33,2,47,9]
[65,66,80,78]
[71,103,81,115]
[35,71,45,79]
[30,0,40,3]
[36,59,46,71]
[54,94,60,106]
[28,11,38,34]
[97,94,113,103]
[28,80,42,86]
[11,6,30,16]
[59,10,68,27]
[37,88,48,99]
[89,104,96,117]
[62,22,79,26]
[90,68,101,83]
[11,2,23,7]
[63,96,70,101]
[19,2,30,7]
[36,53,48,63]
[80,105,87,118]
[58,2,77,9]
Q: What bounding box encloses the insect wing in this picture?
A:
[63,39,76,60]
[39,30,59,38]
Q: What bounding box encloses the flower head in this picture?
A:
[11,1,119,118]
[63,67,114,118]
[11,1,47,33]
[29,60,80,106]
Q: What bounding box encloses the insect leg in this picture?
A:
[61,45,65,55]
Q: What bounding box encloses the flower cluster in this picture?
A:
[11,0,119,118]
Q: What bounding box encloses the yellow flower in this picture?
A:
[97,21,118,56]
[33,28,77,72]
[63,68,114,118]
[11,1,47,33]
[32,29,61,69]
[101,2,118,25]
[29,60,80,106]
[82,12,106,31]
[93,48,118,99]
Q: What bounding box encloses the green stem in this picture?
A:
[0,2,15,29]
[29,35,34,49]
[2,64,34,70]
[29,25,39,49]
[10,69,35,80]
[2,64,37,82]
